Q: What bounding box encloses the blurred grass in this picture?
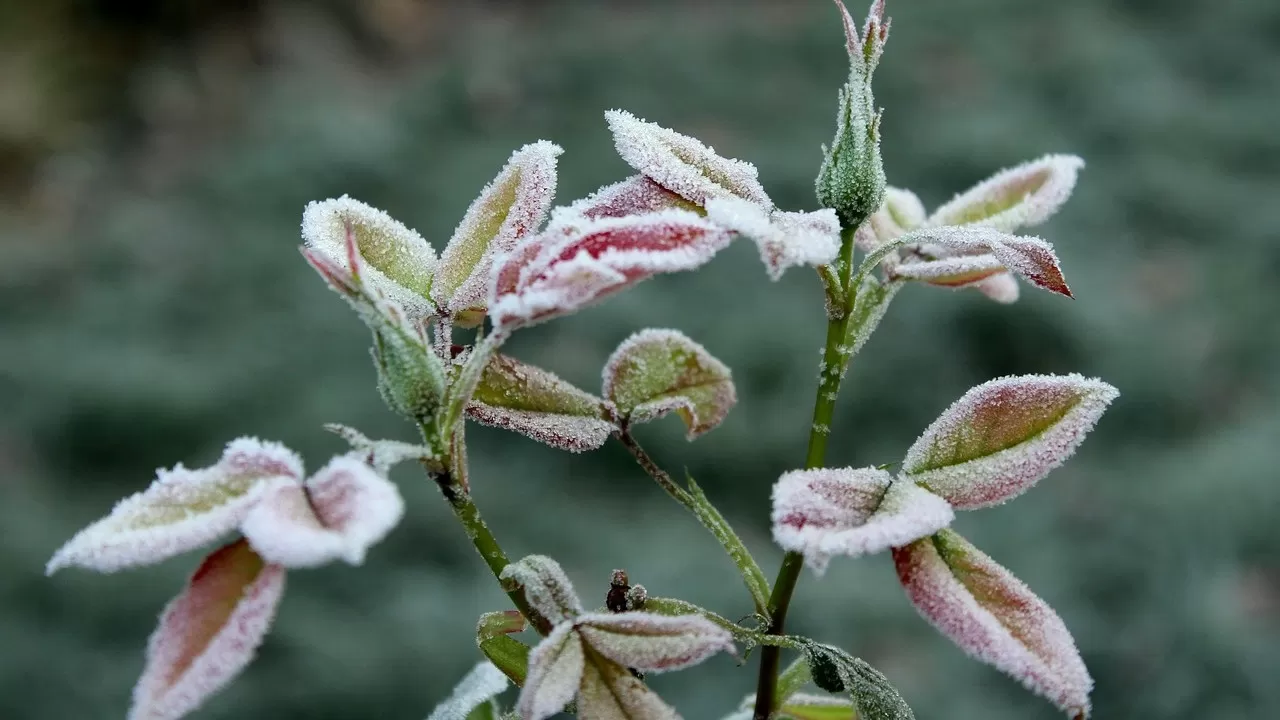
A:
[2,0,1278,718]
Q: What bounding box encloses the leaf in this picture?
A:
[560,175,699,222]
[857,186,923,252]
[500,555,583,623]
[478,611,532,687]
[605,109,772,209]
[705,196,841,280]
[801,642,915,720]
[893,530,1092,717]
[433,141,562,324]
[844,272,903,360]
[603,328,737,439]
[47,438,302,574]
[889,226,1072,298]
[240,454,404,568]
[686,474,771,615]
[323,423,437,473]
[927,154,1084,232]
[771,467,953,573]
[576,647,680,720]
[301,196,437,320]
[467,353,616,453]
[974,271,1021,304]
[517,624,585,720]
[575,611,735,673]
[901,374,1119,509]
[426,662,511,720]
[130,539,285,720]
[488,210,732,331]
[779,694,858,720]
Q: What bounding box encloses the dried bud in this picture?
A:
[603,329,737,440]
[606,569,631,613]
[468,353,616,453]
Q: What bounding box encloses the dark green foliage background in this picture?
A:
[2,0,1277,717]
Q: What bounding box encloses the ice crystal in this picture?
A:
[902,374,1118,510]
[47,438,301,574]
[467,352,616,453]
[500,555,583,622]
[425,662,510,720]
[602,328,736,439]
[130,539,285,720]
[605,109,772,209]
[705,196,841,280]
[893,529,1092,717]
[928,155,1084,232]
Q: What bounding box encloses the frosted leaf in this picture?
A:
[974,271,1020,304]
[489,210,731,330]
[130,539,285,720]
[302,196,437,320]
[467,353,616,453]
[705,196,841,280]
[893,530,1092,717]
[576,612,735,673]
[433,142,562,324]
[605,109,772,209]
[927,155,1084,232]
[892,226,1072,298]
[426,662,510,720]
[477,611,532,687]
[603,328,736,440]
[500,555,583,623]
[844,273,902,360]
[771,468,953,573]
[779,693,857,720]
[890,254,1008,286]
[800,642,914,720]
[560,175,699,223]
[902,374,1118,510]
[47,438,302,574]
[241,454,405,568]
[323,423,436,473]
[576,652,681,720]
[517,624,584,720]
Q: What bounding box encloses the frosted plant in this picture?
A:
[46,2,1119,719]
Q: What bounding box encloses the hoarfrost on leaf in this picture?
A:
[575,611,735,673]
[603,328,737,439]
[893,529,1092,717]
[927,154,1084,232]
[130,539,285,720]
[705,196,841,280]
[323,423,436,473]
[778,693,858,720]
[800,641,915,720]
[500,555,584,623]
[425,661,510,720]
[517,623,584,720]
[47,438,302,574]
[889,225,1073,298]
[902,374,1118,509]
[575,650,681,720]
[467,353,616,453]
[559,174,699,224]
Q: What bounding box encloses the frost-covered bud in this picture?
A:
[603,328,737,440]
[372,316,448,422]
[815,0,890,229]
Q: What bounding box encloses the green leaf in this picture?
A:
[603,329,736,439]
[844,273,903,361]
[780,694,858,720]
[802,643,914,720]
[468,353,616,453]
[479,635,531,688]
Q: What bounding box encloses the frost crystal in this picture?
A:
[488,210,732,330]
[893,530,1092,717]
[560,174,698,223]
[302,196,437,320]
[500,555,584,622]
[47,438,302,574]
[927,155,1084,232]
[425,662,510,720]
[771,467,953,573]
[705,196,841,280]
[433,141,562,324]
[602,328,737,439]
[605,109,773,209]
[240,454,405,568]
[902,374,1118,510]
[468,352,616,453]
[892,225,1073,298]
[130,539,285,720]
[575,612,735,673]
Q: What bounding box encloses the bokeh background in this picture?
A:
[3,0,1278,718]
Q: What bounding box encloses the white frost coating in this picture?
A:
[601,328,737,439]
[47,438,302,574]
[771,468,953,573]
[425,661,510,720]
[705,196,840,280]
[130,540,285,720]
[302,196,437,320]
[893,530,1092,717]
[902,374,1118,510]
[975,271,1021,304]
[323,423,435,473]
[576,657,681,720]
[890,253,1008,285]
[500,555,584,622]
[559,175,691,224]
[928,154,1085,232]
[892,226,1072,297]
[576,612,735,673]
[466,404,616,453]
[241,454,405,568]
[518,624,585,720]
[605,109,773,209]
[433,141,562,319]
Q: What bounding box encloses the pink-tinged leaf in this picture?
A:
[605,109,773,209]
[892,226,1072,298]
[517,624,585,720]
[489,210,731,330]
[240,455,404,568]
[301,196,437,320]
[890,254,1007,286]
[562,175,699,222]
[893,530,1092,717]
[705,197,841,280]
[426,661,510,720]
[928,154,1084,232]
[778,693,857,720]
[576,650,681,720]
[603,328,736,440]
[48,438,302,574]
[974,271,1021,304]
[576,612,735,673]
[771,467,953,573]
[500,555,584,623]
[130,539,285,720]
[467,353,616,453]
[433,141,562,324]
[902,374,1119,510]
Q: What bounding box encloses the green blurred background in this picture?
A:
[3,0,1278,717]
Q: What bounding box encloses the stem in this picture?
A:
[752,226,859,719]
[615,427,692,504]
